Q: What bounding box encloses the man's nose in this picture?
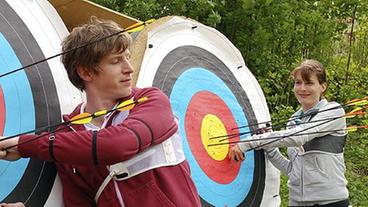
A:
[123,61,134,73]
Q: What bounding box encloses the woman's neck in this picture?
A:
[301,99,323,112]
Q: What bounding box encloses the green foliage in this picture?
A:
[90,0,368,205]
[92,0,222,27]
[280,174,289,207]
[345,132,368,206]
[91,0,120,11]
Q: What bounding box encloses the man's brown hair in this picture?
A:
[61,17,132,90]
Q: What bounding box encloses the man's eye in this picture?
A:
[111,58,120,64]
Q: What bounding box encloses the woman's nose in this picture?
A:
[296,83,306,91]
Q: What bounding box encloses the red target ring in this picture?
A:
[185,91,241,184]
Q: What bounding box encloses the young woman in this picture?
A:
[229,59,350,207]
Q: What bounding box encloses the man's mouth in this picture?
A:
[120,78,131,83]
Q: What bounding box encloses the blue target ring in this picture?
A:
[0,33,34,201]
[170,68,254,206]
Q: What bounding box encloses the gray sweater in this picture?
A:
[239,99,349,206]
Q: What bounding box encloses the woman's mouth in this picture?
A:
[298,94,309,98]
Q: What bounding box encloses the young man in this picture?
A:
[0,17,201,207]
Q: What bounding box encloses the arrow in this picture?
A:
[0,19,155,78]
[207,107,367,147]
[209,100,368,142]
[0,97,148,144]
[249,108,366,151]
[231,97,368,131]
[125,19,154,33]
[207,124,368,147]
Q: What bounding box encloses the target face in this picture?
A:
[152,46,265,206]
[134,17,279,206]
[0,1,66,205]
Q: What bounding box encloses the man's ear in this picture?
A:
[76,66,93,82]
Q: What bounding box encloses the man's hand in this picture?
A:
[0,202,25,207]
[0,136,21,161]
[0,150,6,159]
[228,144,245,161]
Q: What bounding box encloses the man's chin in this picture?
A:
[120,88,132,98]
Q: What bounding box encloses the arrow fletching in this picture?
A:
[137,97,149,103]
[71,112,93,124]
[346,97,368,106]
[116,96,149,111]
[126,19,155,33]
[345,125,368,132]
[117,99,135,111]
[346,126,358,132]
[345,107,365,118]
[94,110,107,117]
[350,100,368,106]
[358,125,368,129]
[126,22,145,33]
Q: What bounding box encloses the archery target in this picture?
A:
[0,0,82,206]
[134,17,280,206]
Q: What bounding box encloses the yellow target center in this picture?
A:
[201,114,229,161]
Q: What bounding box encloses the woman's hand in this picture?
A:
[228,144,245,161]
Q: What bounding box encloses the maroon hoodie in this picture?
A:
[19,87,201,207]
